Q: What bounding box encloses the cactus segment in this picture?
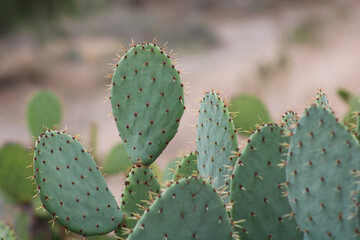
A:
[26,91,62,138]
[163,157,181,182]
[103,143,131,175]
[229,94,271,135]
[230,124,302,240]
[196,91,238,195]
[281,111,299,133]
[0,143,35,203]
[0,222,17,240]
[315,89,330,109]
[111,43,184,166]
[172,152,198,180]
[117,165,161,238]
[286,105,360,239]
[33,130,123,236]
[128,177,235,240]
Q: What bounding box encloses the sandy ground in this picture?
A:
[1,2,360,203]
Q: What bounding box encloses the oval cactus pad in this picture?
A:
[128,177,235,240]
[111,43,184,165]
[33,130,123,236]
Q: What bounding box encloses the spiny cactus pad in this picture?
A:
[281,111,298,133]
[286,105,360,239]
[196,91,238,193]
[163,156,181,182]
[315,89,330,109]
[103,143,131,175]
[229,94,271,135]
[0,143,35,203]
[33,130,123,235]
[26,90,62,138]
[230,124,302,240]
[0,222,17,240]
[118,164,160,238]
[128,177,235,240]
[111,43,184,165]
[172,152,198,180]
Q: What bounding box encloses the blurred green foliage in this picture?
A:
[229,94,271,135]
[0,0,76,35]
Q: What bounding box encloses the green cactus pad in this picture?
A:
[172,152,198,180]
[196,91,238,193]
[26,90,62,138]
[286,105,360,239]
[117,164,161,238]
[33,130,123,236]
[111,43,184,166]
[230,124,302,240]
[281,111,299,133]
[103,143,131,175]
[0,143,35,203]
[0,222,17,240]
[163,157,181,182]
[315,89,330,109]
[229,94,271,135]
[128,177,235,240]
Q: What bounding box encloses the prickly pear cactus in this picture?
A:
[172,152,198,180]
[0,143,35,203]
[281,111,298,133]
[230,124,302,240]
[33,130,123,235]
[196,91,238,194]
[103,143,131,175]
[128,177,235,240]
[0,222,17,240]
[229,94,271,135]
[118,164,160,238]
[163,156,181,182]
[286,104,360,239]
[26,90,62,138]
[315,89,330,109]
[111,43,184,166]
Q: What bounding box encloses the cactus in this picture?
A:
[33,130,123,235]
[0,221,17,240]
[26,90,62,138]
[281,110,298,133]
[228,94,271,135]
[286,104,360,239]
[163,156,181,182]
[128,177,235,240]
[230,124,302,239]
[117,164,160,238]
[196,91,238,196]
[0,143,35,203]
[110,43,184,166]
[103,143,132,175]
[337,88,360,127]
[172,152,198,181]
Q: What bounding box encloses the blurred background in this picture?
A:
[0,0,360,239]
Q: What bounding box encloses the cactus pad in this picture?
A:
[118,164,160,238]
[0,222,17,240]
[128,177,235,240]
[172,152,198,180]
[103,143,131,175]
[315,89,330,109]
[230,124,302,240]
[281,111,298,133]
[33,130,123,235]
[196,91,238,192]
[26,91,62,138]
[286,105,360,239]
[229,94,271,135]
[0,143,35,203]
[111,43,184,165]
